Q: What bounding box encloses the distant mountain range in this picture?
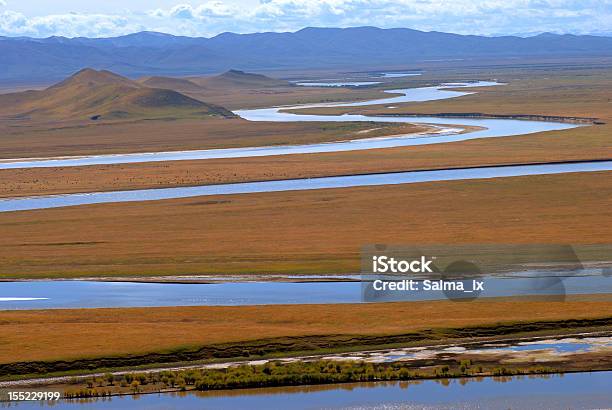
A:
[2,26,612,83]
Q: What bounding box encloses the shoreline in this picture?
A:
[1,253,611,283]
[0,274,362,284]
[1,317,610,381]
[354,112,602,125]
[5,369,611,403]
[0,158,610,203]
[1,329,609,387]
[0,123,442,167]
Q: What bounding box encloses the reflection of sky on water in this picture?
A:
[378,72,423,78]
[0,271,610,309]
[3,160,610,213]
[327,336,611,362]
[5,372,611,410]
[295,81,382,87]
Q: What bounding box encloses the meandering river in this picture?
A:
[0,79,608,307]
[0,80,599,213]
[0,82,578,170]
[0,78,609,408]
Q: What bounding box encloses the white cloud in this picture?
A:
[146,8,166,18]
[0,11,140,37]
[0,11,29,34]
[199,2,235,18]
[169,4,196,19]
[1,0,611,38]
[158,2,237,20]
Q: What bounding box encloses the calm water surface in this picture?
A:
[1,272,609,309]
[378,72,422,78]
[3,372,610,409]
[1,160,610,212]
[295,81,382,87]
[0,77,607,409]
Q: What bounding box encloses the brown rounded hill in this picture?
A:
[0,68,235,121]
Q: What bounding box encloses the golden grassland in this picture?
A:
[0,66,610,278]
[293,68,612,119]
[0,126,606,198]
[1,69,610,197]
[0,64,610,376]
[176,79,385,110]
[4,64,608,161]
[0,171,611,278]
[0,119,426,159]
[0,296,610,364]
[0,122,434,198]
[0,71,389,159]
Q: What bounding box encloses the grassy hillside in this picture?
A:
[138,70,290,94]
[136,69,359,110]
[138,76,204,93]
[0,68,235,121]
[189,69,291,89]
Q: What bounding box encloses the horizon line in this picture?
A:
[1,25,609,41]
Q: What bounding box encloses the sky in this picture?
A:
[0,0,611,38]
